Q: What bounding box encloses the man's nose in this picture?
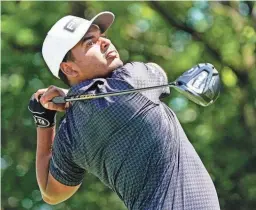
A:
[100,37,111,53]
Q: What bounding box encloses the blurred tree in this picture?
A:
[1,1,255,210]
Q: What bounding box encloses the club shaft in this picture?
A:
[52,82,176,104]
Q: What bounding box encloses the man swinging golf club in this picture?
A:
[28,11,220,209]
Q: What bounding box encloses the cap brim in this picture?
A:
[90,12,115,33]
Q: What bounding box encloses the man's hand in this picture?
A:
[28,86,69,127]
[28,94,57,128]
[35,86,69,112]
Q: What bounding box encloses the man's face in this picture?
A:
[68,24,123,82]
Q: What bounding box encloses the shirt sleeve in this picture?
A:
[49,118,85,186]
[114,62,170,103]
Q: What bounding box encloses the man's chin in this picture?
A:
[108,58,123,71]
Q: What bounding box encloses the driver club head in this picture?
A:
[173,63,221,106]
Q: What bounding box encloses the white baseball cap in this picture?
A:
[42,11,115,78]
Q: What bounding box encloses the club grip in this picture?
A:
[51,96,66,104]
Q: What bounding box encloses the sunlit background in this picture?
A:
[1,1,256,210]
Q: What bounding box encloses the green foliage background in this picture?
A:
[1,1,256,210]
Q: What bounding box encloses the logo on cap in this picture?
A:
[64,18,80,32]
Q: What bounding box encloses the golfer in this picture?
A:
[28,11,220,210]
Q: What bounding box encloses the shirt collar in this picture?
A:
[67,66,124,96]
[67,78,106,96]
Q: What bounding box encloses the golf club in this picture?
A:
[51,63,221,106]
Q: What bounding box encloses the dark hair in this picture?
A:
[58,51,72,87]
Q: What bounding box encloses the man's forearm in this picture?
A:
[36,127,55,196]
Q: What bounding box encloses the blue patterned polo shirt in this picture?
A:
[49,62,220,210]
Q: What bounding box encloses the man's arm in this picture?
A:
[36,127,81,205]
[29,86,82,205]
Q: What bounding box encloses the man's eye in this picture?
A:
[86,40,94,47]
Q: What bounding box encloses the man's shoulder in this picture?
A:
[122,61,146,69]
[145,63,167,79]
[122,61,164,72]
[121,61,167,78]
[118,62,150,78]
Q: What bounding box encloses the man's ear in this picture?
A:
[60,62,79,78]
